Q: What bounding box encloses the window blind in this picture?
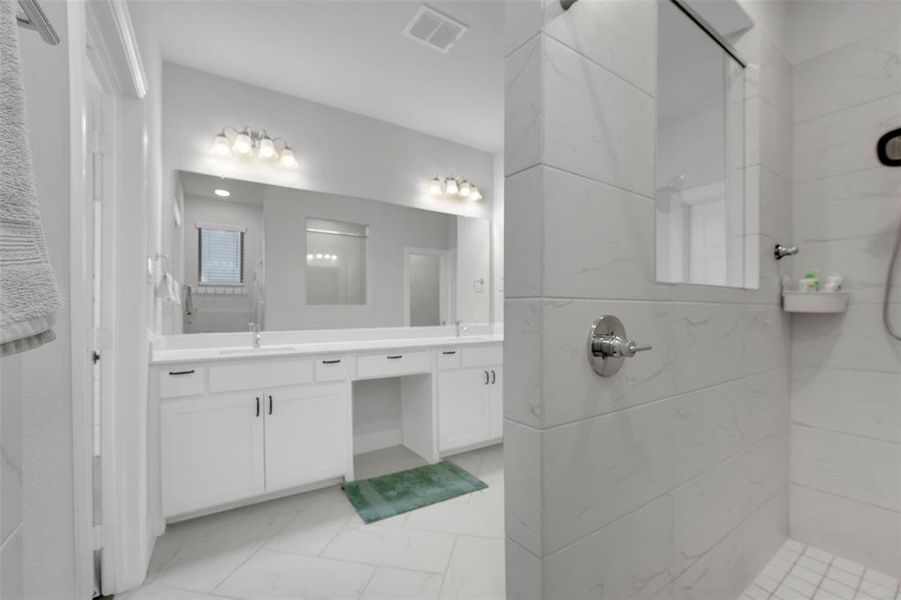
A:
[199,228,244,284]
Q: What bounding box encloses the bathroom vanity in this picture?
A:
[150,330,503,520]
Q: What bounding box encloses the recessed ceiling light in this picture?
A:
[213,188,231,197]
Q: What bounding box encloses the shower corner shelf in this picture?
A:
[782,291,849,313]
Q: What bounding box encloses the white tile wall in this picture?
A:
[503,0,794,596]
[788,10,901,578]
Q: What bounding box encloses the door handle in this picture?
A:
[490,369,496,384]
[322,359,341,364]
[168,369,195,376]
[387,355,403,360]
[268,394,273,415]
[484,370,489,385]
[442,350,457,355]
[255,396,260,417]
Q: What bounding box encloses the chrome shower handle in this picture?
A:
[587,315,652,377]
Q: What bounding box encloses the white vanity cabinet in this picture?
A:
[437,345,503,455]
[161,390,266,517]
[158,358,351,518]
[264,383,348,493]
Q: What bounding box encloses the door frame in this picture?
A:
[70,0,148,595]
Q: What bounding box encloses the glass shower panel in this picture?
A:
[656,0,746,288]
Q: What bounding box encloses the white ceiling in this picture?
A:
[135,0,505,152]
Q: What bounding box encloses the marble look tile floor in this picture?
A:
[118,444,504,600]
[743,539,900,600]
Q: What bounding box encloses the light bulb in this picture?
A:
[470,186,483,201]
[330,255,337,261]
[306,254,313,260]
[258,136,277,159]
[211,133,231,157]
[278,146,298,169]
[213,188,231,197]
[459,179,472,197]
[445,177,459,195]
[316,254,323,259]
[429,176,443,196]
[233,131,253,155]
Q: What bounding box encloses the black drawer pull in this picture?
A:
[442,350,457,355]
[484,370,490,385]
[491,369,496,384]
[255,397,260,417]
[168,370,195,376]
[322,359,342,364]
[268,395,273,415]
[387,355,403,359]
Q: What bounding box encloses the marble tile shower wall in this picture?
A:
[503,0,793,598]
[789,22,901,578]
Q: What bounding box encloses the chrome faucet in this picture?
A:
[455,321,468,337]
[248,322,261,349]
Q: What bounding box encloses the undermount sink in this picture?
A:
[219,346,296,356]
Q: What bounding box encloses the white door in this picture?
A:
[161,393,265,516]
[488,366,503,439]
[264,383,349,493]
[438,368,492,452]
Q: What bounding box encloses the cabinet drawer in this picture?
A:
[159,367,205,398]
[461,345,502,368]
[356,350,431,378]
[315,357,348,382]
[437,348,461,370]
[209,358,314,393]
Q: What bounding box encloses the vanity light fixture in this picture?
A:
[213,188,231,198]
[428,175,482,201]
[210,127,299,169]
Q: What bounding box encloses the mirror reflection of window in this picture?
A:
[655,0,746,288]
[198,226,245,285]
[305,218,367,305]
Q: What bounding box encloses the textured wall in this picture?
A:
[788,15,901,577]
[502,0,793,597]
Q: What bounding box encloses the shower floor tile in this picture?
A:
[742,541,900,600]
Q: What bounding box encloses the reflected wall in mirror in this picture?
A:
[176,171,491,333]
[656,0,750,288]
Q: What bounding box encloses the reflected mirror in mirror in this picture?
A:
[174,171,490,334]
[656,0,749,288]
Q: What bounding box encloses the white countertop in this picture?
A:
[151,334,503,365]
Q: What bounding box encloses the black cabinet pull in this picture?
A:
[484,370,490,385]
[268,395,273,415]
[387,355,403,360]
[322,359,342,364]
[491,369,496,384]
[168,369,195,376]
[255,397,260,417]
[442,350,457,355]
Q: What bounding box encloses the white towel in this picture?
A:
[0,0,63,356]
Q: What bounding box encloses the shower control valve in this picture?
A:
[587,315,652,377]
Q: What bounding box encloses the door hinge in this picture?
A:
[93,524,105,550]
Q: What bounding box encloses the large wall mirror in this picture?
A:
[174,171,490,333]
[656,0,750,288]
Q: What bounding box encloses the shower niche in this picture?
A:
[655,0,755,289]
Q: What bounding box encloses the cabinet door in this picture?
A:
[264,383,349,493]
[488,366,503,440]
[161,392,265,517]
[438,368,491,453]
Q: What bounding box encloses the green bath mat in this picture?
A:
[343,460,488,524]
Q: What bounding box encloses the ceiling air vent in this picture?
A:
[403,5,468,54]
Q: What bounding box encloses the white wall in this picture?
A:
[14,1,78,596]
[788,15,901,576]
[503,0,793,596]
[264,187,455,331]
